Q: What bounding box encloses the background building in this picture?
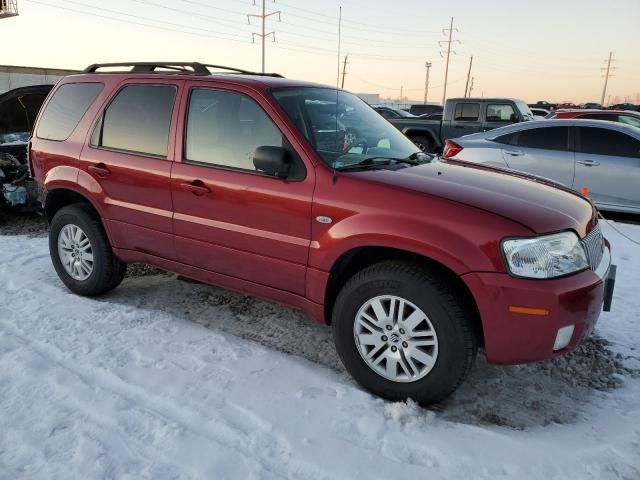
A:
[0,65,77,93]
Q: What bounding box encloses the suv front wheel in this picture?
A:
[332,261,477,405]
[49,203,126,296]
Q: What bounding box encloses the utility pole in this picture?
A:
[341,54,349,89]
[439,17,460,106]
[600,51,615,106]
[248,0,281,73]
[468,77,474,96]
[400,85,403,101]
[464,55,473,97]
[423,61,432,103]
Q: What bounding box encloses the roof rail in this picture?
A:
[82,62,284,77]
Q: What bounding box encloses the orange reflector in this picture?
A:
[580,186,589,196]
[509,306,550,316]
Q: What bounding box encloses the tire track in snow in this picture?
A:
[0,318,338,480]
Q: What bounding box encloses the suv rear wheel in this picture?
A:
[49,203,126,296]
[332,261,477,405]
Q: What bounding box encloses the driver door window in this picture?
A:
[486,104,517,123]
[186,89,284,172]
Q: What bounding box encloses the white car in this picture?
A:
[443,119,640,214]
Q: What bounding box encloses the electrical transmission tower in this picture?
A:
[0,0,19,19]
[600,51,616,106]
[424,61,432,103]
[439,17,460,106]
[248,0,281,73]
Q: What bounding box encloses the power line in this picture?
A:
[439,16,460,106]
[248,0,281,73]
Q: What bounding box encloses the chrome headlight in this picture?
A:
[502,231,588,279]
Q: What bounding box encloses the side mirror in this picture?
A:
[253,146,291,178]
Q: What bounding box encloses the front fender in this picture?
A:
[308,210,524,275]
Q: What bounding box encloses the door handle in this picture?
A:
[577,159,600,167]
[88,163,110,178]
[504,150,524,156]
[180,180,211,196]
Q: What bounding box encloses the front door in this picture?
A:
[573,126,640,210]
[78,81,181,259]
[483,103,519,131]
[170,84,314,294]
[500,125,575,186]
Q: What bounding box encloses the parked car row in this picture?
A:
[529,101,640,112]
[28,62,615,406]
[375,98,535,153]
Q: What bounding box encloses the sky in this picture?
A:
[2,0,639,104]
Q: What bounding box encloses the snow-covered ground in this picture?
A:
[1,222,639,479]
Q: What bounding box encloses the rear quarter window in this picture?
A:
[36,82,104,141]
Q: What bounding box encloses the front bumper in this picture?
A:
[463,248,615,364]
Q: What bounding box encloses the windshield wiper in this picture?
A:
[335,153,433,171]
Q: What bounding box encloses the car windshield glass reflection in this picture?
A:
[273,87,421,169]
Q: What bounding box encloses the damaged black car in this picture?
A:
[0,84,52,209]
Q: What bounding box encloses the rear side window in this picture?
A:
[516,126,569,151]
[578,127,640,158]
[578,113,617,122]
[618,115,640,128]
[486,104,516,122]
[36,83,103,141]
[492,131,518,145]
[92,84,176,157]
[453,103,480,121]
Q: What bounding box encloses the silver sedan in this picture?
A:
[445,119,640,214]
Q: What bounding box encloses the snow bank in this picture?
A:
[0,222,639,479]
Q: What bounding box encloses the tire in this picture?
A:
[49,203,126,296]
[410,135,435,153]
[332,260,477,405]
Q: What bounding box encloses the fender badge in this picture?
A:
[315,216,333,224]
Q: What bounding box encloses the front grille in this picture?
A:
[581,223,604,271]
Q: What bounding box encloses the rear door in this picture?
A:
[441,102,481,140]
[573,126,640,210]
[498,125,575,185]
[170,82,314,294]
[78,80,181,259]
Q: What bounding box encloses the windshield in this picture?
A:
[515,101,535,121]
[272,88,421,168]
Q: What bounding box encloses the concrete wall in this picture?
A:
[0,65,79,94]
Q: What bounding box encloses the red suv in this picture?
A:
[550,109,640,128]
[30,62,616,405]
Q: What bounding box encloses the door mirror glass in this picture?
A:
[253,146,291,178]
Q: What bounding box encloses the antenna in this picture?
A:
[333,5,342,184]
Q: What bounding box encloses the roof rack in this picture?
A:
[82,62,284,78]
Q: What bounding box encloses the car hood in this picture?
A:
[357,159,596,237]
